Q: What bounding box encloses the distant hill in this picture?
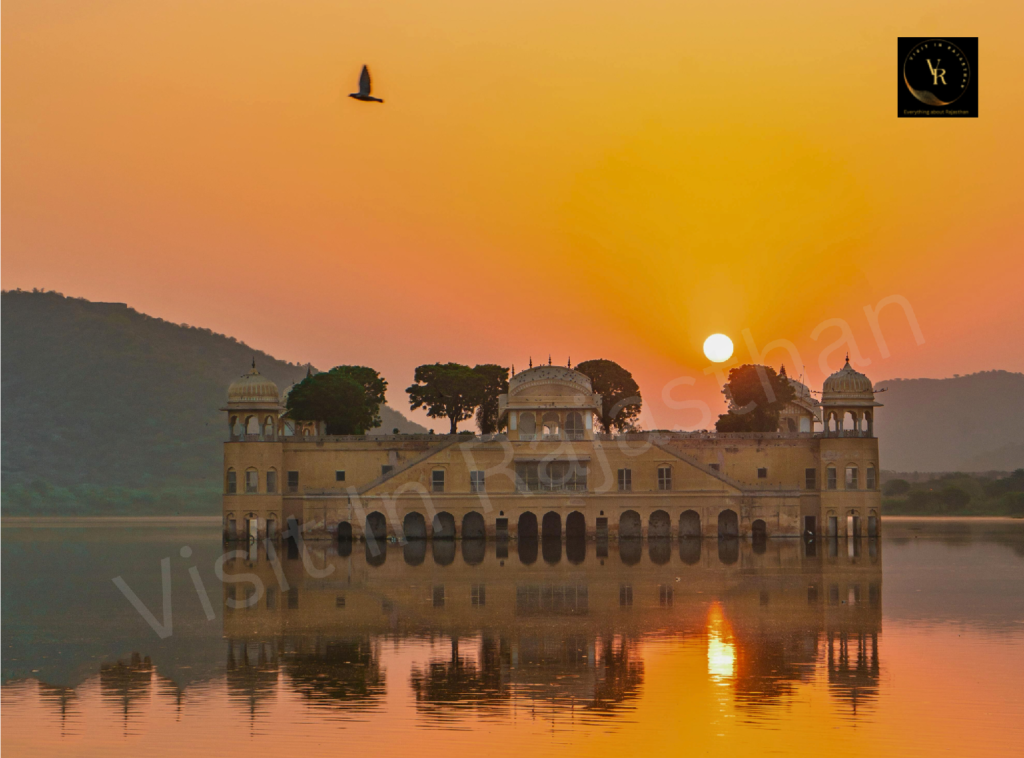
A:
[1,290,426,515]
[875,371,1024,472]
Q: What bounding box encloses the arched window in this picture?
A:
[245,415,260,435]
[845,466,858,490]
[843,412,856,436]
[565,412,584,440]
[229,416,240,438]
[245,468,259,494]
[828,413,837,434]
[826,465,837,490]
[786,418,797,432]
[541,412,560,439]
[866,465,876,490]
[266,468,278,494]
[226,468,237,494]
[263,416,275,439]
[519,412,536,440]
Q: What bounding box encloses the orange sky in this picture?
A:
[4,0,1023,428]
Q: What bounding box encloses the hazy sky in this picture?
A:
[4,1,1023,428]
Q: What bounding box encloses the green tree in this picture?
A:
[407,363,486,434]
[940,486,971,510]
[884,478,912,496]
[575,359,643,433]
[472,364,510,434]
[286,365,387,435]
[715,365,797,433]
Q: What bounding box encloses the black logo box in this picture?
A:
[898,37,978,118]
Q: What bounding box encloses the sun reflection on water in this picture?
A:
[705,602,735,684]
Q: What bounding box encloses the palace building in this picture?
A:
[222,359,882,543]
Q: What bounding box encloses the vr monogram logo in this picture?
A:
[898,38,977,117]
[926,59,947,85]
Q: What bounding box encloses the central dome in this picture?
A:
[228,364,280,405]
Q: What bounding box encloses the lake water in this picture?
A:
[3,518,1023,757]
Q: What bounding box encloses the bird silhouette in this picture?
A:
[349,65,384,103]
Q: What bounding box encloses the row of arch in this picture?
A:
[228,414,316,441]
[514,411,587,440]
[335,530,752,567]
[344,508,751,542]
[826,463,877,490]
[823,409,874,438]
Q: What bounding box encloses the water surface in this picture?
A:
[3,518,1023,757]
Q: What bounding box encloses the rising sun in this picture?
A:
[703,333,734,363]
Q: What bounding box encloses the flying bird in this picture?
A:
[349,65,384,103]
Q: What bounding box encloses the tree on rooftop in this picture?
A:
[715,364,796,433]
[472,364,509,434]
[406,363,486,435]
[575,359,642,433]
[286,365,387,435]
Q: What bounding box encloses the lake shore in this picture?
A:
[1,515,222,527]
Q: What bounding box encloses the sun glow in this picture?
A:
[703,334,734,363]
[706,602,736,683]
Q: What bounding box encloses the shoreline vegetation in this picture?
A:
[0,483,221,517]
[881,470,1024,517]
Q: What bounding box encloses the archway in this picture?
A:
[337,521,353,542]
[365,512,387,543]
[462,512,486,540]
[403,512,427,541]
[565,511,586,540]
[432,512,456,540]
[717,509,739,538]
[518,512,538,540]
[751,519,767,555]
[619,510,642,539]
[542,511,562,541]
[649,510,671,538]
[680,510,701,538]
[541,412,561,438]
[519,412,536,439]
[843,411,856,436]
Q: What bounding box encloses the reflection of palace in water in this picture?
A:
[220,535,882,718]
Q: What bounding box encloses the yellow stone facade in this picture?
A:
[222,361,882,542]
